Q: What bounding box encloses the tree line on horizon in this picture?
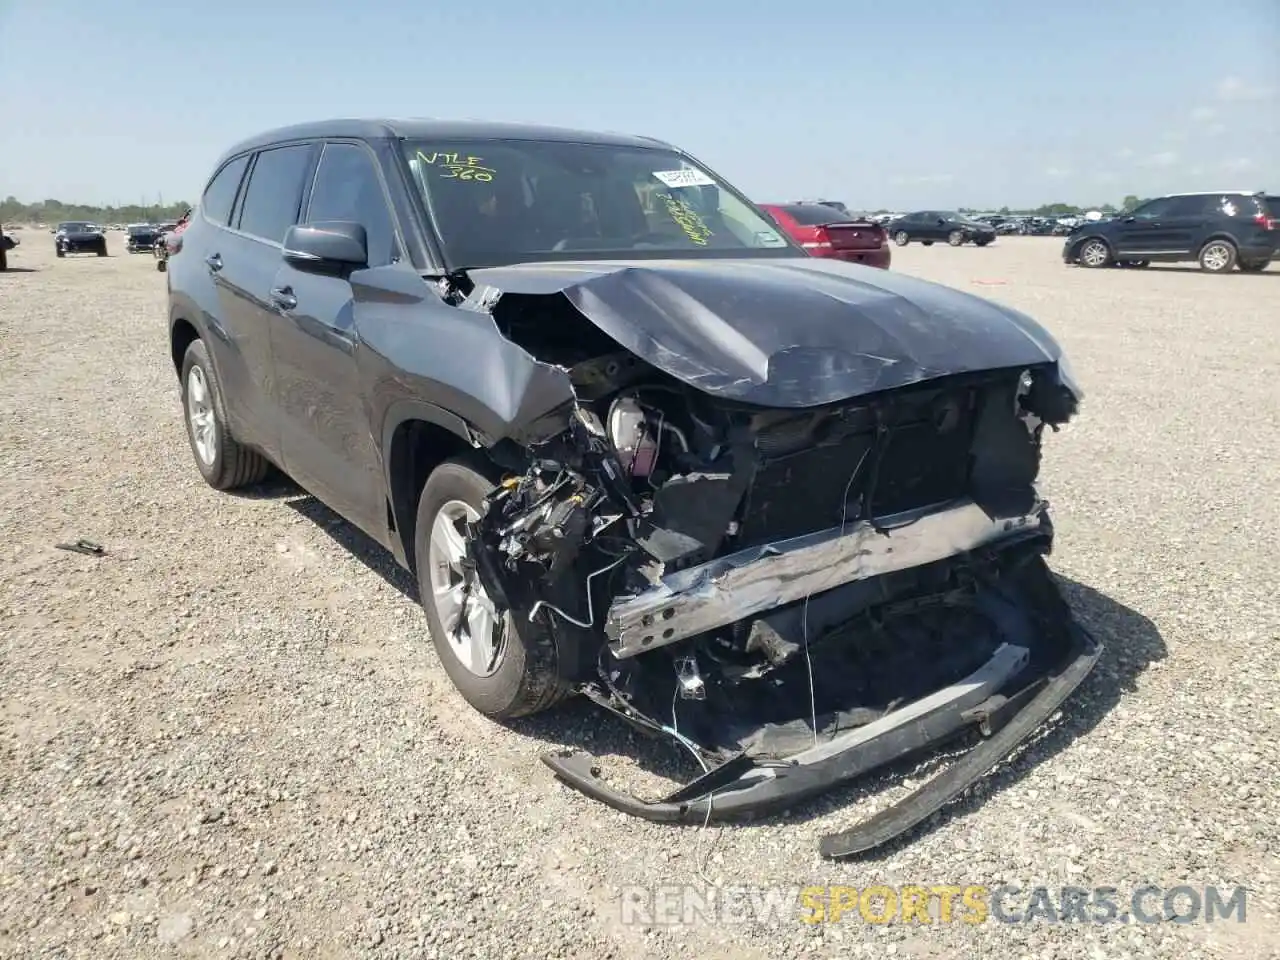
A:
[2,196,194,225]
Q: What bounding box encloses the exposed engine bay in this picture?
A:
[448,282,1096,856]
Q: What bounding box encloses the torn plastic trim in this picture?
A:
[541,621,1101,857]
[605,497,1048,658]
[543,639,1027,818]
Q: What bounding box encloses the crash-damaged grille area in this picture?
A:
[736,387,977,547]
[595,535,1072,761]
[439,258,1090,855]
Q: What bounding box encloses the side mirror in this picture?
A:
[283,221,368,272]
[936,217,946,225]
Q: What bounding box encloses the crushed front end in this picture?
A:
[456,279,1095,857]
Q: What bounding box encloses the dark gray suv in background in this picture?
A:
[165,118,1097,857]
[1063,191,1276,272]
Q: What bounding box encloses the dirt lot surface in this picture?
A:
[1,235,1277,959]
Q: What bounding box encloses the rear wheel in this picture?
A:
[414,457,572,719]
[1198,240,1236,273]
[893,230,910,246]
[948,230,965,247]
[1077,238,1111,268]
[0,248,6,271]
[180,339,270,490]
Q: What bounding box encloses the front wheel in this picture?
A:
[179,339,270,490]
[1077,239,1111,268]
[893,230,910,246]
[55,246,65,258]
[948,230,965,247]
[414,457,572,719]
[1198,240,1236,273]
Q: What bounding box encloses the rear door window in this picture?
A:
[1167,196,1216,216]
[202,155,250,226]
[237,144,313,243]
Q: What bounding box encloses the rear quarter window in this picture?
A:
[777,204,853,226]
[201,154,250,227]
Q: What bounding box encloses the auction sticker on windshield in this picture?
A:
[653,168,716,188]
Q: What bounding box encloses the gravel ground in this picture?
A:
[1,233,1277,960]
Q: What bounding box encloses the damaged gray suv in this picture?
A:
[168,119,1098,857]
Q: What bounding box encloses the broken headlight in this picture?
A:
[606,395,658,477]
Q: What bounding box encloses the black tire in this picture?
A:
[179,339,270,490]
[947,230,965,247]
[414,456,572,719]
[156,258,167,273]
[975,239,992,247]
[1238,258,1270,273]
[55,246,65,258]
[1198,239,1237,273]
[1076,238,1111,268]
[0,248,6,271]
[921,240,934,246]
[96,244,107,257]
[893,230,910,246]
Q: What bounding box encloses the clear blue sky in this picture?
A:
[2,0,1277,210]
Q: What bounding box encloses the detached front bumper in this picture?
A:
[544,620,1101,858]
[605,498,1046,658]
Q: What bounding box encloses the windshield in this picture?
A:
[59,222,93,231]
[402,139,794,268]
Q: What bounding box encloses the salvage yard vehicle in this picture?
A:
[759,202,891,268]
[1,223,16,270]
[54,221,107,257]
[125,222,161,253]
[888,211,997,247]
[167,119,1096,857]
[1063,191,1277,272]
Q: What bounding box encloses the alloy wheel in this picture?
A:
[426,500,507,677]
[1201,243,1231,272]
[186,365,218,465]
[1080,241,1109,267]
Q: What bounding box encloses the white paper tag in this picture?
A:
[652,168,716,188]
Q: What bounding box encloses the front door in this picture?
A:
[271,140,402,538]
[1114,196,1180,256]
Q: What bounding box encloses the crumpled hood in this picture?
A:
[465,257,1067,408]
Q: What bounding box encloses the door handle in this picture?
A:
[270,285,297,311]
[205,253,223,272]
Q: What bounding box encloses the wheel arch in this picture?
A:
[1069,233,1111,258]
[170,316,201,379]
[382,401,490,574]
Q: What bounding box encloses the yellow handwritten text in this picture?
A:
[417,151,496,182]
[661,194,713,246]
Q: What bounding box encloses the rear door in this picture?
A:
[270,140,402,536]
[1158,195,1216,252]
[212,142,316,462]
